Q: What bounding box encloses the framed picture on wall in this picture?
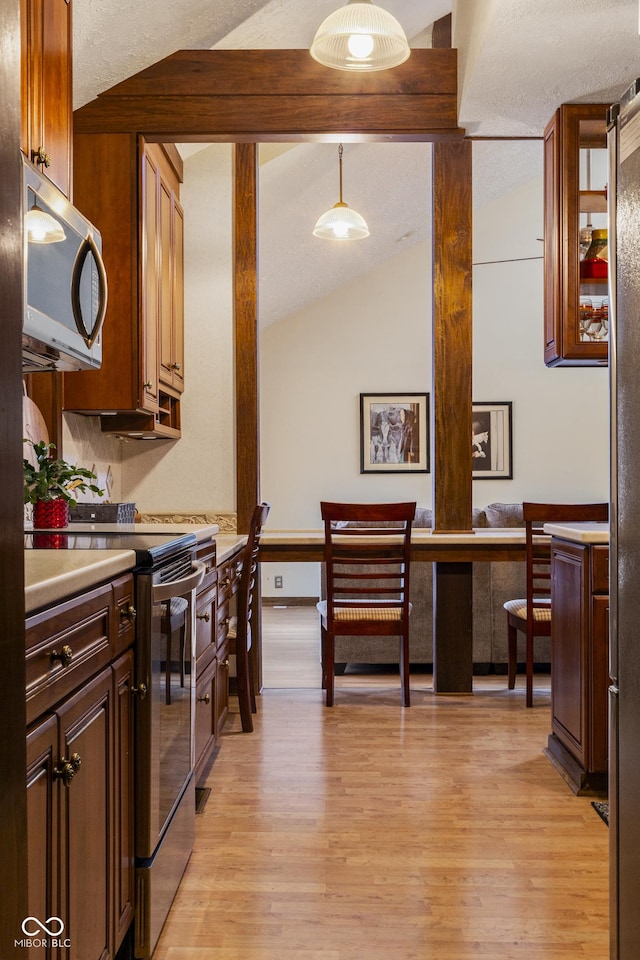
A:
[472,401,513,479]
[360,393,430,474]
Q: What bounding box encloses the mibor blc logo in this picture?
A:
[15,916,71,949]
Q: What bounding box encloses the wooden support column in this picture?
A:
[234,142,260,535]
[432,139,473,693]
[233,142,263,694]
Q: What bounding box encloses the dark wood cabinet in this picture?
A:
[64,136,185,438]
[193,539,242,784]
[546,539,609,793]
[20,0,72,197]
[25,576,135,960]
[544,103,609,367]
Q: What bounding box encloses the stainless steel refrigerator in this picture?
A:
[608,79,640,960]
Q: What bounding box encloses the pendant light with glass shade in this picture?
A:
[310,0,410,72]
[313,144,370,240]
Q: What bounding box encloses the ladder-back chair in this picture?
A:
[504,501,608,706]
[228,501,270,732]
[317,501,416,707]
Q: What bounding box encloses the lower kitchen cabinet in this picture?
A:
[25,577,135,960]
[193,539,242,784]
[546,538,609,794]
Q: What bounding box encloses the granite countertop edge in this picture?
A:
[25,549,137,615]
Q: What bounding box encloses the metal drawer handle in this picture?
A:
[50,645,73,668]
[120,604,137,623]
[53,753,82,786]
[197,693,211,705]
[196,611,211,622]
[132,682,147,700]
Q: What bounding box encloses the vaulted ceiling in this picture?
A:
[72,0,640,325]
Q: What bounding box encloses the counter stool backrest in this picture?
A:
[505,500,608,706]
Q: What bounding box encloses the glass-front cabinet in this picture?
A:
[544,103,609,366]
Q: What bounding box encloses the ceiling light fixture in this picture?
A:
[25,204,66,244]
[313,144,370,240]
[310,0,410,73]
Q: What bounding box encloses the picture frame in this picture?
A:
[360,393,430,474]
[472,401,513,479]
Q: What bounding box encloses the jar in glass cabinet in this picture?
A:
[544,103,609,366]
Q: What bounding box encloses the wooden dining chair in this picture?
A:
[317,501,416,707]
[227,501,270,732]
[504,501,608,707]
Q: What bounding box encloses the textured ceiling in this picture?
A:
[72,0,640,326]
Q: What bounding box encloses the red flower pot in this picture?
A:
[34,499,69,529]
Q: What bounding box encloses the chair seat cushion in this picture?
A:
[503,598,551,621]
[317,600,411,622]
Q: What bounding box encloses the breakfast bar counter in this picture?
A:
[259,527,527,563]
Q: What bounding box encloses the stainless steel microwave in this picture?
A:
[22,153,107,372]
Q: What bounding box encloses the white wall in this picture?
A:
[260,151,609,595]
[119,144,236,514]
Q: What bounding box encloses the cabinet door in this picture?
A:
[172,200,185,391]
[57,667,113,960]
[194,654,217,783]
[113,651,134,952]
[215,641,229,738]
[550,541,588,766]
[26,714,60,960]
[20,0,71,197]
[590,593,610,774]
[141,147,160,414]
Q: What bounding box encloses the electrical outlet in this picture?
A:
[274,575,283,589]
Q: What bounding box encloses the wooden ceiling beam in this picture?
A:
[74,48,464,141]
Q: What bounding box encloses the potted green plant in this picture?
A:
[24,440,104,529]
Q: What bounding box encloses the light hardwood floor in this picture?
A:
[154,606,609,960]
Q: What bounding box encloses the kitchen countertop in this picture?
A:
[543,521,609,544]
[25,549,136,614]
[26,521,220,542]
[214,533,246,563]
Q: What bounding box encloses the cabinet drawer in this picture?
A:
[26,581,116,725]
[195,584,216,660]
[196,541,217,594]
[216,597,231,646]
[591,546,609,594]
[194,655,217,780]
[112,574,136,658]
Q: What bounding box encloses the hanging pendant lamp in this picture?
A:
[313,144,370,240]
[310,0,410,73]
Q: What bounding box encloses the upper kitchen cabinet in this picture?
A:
[64,136,185,438]
[544,103,609,366]
[20,0,72,197]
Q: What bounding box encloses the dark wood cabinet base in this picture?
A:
[545,734,607,797]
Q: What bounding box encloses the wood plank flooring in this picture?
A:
[154,606,609,960]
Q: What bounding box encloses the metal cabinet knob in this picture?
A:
[196,611,211,622]
[219,577,231,588]
[132,682,147,700]
[197,693,211,705]
[53,753,82,786]
[50,645,73,667]
[143,380,154,389]
[31,147,51,168]
[171,361,182,371]
[120,604,137,623]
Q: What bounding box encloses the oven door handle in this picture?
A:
[152,561,206,602]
